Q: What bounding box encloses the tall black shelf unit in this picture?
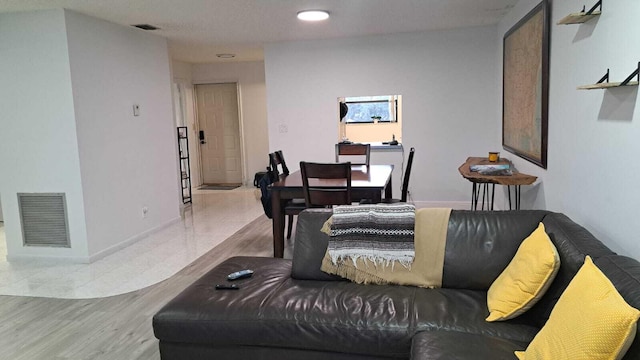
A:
[177,126,192,204]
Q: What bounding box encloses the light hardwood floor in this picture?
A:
[0,216,293,360]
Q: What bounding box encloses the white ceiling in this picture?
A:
[0,0,518,63]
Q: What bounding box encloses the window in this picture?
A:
[342,95,398,123]
[337,95,402,144]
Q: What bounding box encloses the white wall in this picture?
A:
[264,27,500,206]
[172,60,193,84]
[65,10,181,259]
[191,62,269,185]
[499,0,640,258]
[0,9,89,260]
[0,9,180,262]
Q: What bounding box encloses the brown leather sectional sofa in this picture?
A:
[153,209,640,359]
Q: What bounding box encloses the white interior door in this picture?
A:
[195,83,242,185]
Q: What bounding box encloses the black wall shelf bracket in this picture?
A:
[583,0,602,16]
[620,62,640,86]
[596,68,610,84]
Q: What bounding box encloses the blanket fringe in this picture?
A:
[329,253,413,270]
[324,260,390,285]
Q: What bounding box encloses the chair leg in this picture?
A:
[287,215,294,239]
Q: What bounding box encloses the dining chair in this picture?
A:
[335,143,370,166]
[359,147,415,204]
[394,147,415,202]
[269,150,306,239]
[300,161,352,207]
[269,150,290,179]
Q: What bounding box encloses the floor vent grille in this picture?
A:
[18,193,71,247]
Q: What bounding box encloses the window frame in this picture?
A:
[343,95,398,124]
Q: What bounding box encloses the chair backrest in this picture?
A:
[269,150,290,180]
[335,143,370,166]
[257,172,274,219]
[400,147,415,202]
[300,161,352,207]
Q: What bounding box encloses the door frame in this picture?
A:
[173,82,202,188]
[193,81,247,186]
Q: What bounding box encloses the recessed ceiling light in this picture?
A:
[216,54,236,59]
[297,10,330,21]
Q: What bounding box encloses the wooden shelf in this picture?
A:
[578,63,639,90]
[577,81,638,90]
[557,11,601,25]
[558,1,602,25]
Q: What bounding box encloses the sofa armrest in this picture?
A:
[291,209,344,281]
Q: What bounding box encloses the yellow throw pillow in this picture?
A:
[515,256,640,360]
[486,222,560,321]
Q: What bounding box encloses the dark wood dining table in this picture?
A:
[270,164,393,258]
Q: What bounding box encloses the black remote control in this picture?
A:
[227,269,254,281]
[215,284,239,290]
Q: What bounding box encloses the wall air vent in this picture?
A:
[132,24,159,30]
[18,193,70,248]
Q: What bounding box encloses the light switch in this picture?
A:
[133,104,140,116]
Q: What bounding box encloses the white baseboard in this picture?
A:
[7,253,91,263]
[7,216,182,264]
[87,216,182,263]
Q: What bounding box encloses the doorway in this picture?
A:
[173,83,201,188]
[195,83,243,186]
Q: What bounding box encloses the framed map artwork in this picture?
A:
[502,1,549,169]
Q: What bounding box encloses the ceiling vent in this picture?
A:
[18,193,71,248]
[132,24,159,31]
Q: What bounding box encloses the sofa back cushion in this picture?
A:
[291,209,619,329]
[442,210,549,290]
[293,209,550,286]
[519,212,617,328]
[291,209,344,281]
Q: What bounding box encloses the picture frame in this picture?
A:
[502,1,550,169]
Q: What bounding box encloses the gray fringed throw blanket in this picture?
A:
[321,207,452,288]
[326,203,416,267]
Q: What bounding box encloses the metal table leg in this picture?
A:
[471,182,479,210]
[490,183,495,210]
[506,185,522,210]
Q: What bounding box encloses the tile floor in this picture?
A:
[0,187,264,299]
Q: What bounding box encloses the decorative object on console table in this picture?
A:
[470,163,510,173]
[459,157,537,211]
[502,0,550,169]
